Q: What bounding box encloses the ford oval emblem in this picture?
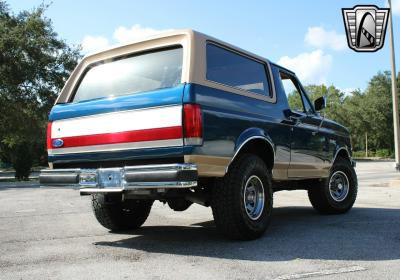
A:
[52,139,64,148]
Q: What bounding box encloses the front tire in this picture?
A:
[308,157,358,214]
[211,154,273,240]
[91,194,153,231]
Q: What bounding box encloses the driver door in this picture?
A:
[279,71,327,178]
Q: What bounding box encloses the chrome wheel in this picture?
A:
[243,175,265,220]
[329,171,349,202]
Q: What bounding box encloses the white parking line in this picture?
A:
[15,209,36,213]
[273,266,366,280]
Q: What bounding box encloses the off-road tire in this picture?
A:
[211,153,273,240]
[308,157,358,214]
[91,194,153,231]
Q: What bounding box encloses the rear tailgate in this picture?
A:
[48,85,185,164]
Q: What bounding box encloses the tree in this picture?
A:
[303,71,398,155]
[358,71,395,152]
[0,2,81,179]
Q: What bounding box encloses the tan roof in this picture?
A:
[56,29,275,104]
[82,29,270,65]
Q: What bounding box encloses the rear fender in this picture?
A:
[226,128,275,172]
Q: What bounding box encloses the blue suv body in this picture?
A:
[40,30,357,240]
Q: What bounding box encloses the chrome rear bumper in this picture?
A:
[39,164,197,194]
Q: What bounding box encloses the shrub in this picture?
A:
[352,149,394,158]
[375,149,393,158]
[11,142,34,180]
[352,151,367,158]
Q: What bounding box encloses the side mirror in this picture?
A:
[314,96,327,111]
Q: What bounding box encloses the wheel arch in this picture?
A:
[226,128,275,173]
[332,147,351,164]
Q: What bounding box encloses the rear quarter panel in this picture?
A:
[183,64,292,179]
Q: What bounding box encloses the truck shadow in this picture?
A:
[94,206,400,261]
[0,182,40,190]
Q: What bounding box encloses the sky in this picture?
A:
[7,0,400,93]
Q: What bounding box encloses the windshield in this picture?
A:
[72,46,183,102]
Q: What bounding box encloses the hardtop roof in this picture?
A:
[82,29,288,70]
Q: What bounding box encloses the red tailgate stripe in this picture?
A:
[52,126,182,148]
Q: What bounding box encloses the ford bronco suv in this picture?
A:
[40,30,357,240]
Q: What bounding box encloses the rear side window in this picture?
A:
[73,47,183,102]
[206,44,271,96]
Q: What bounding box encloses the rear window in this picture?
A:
[73,47,183,102]
[206,44,271,96]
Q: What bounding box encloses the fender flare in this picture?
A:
[226,128,275,173]
[332,146,351,164]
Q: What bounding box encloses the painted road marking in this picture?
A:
[273,266,366,280]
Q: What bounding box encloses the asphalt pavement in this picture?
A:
[0,161,399,280]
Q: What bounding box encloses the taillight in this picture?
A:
[46,122,52,150]
[183,104,202,145]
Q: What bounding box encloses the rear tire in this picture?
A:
[211,154,273,240]
[308,157,357,214]
[91,194,153,231]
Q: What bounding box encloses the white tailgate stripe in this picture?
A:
[48,139,183,155]
[52,105,182,138]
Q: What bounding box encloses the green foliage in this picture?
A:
[303,71,398,156]
[352,151,367,158]
[0,1,81,179]
[287,90,303,112]
[375,149,393,158]
[352,149,393,159]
